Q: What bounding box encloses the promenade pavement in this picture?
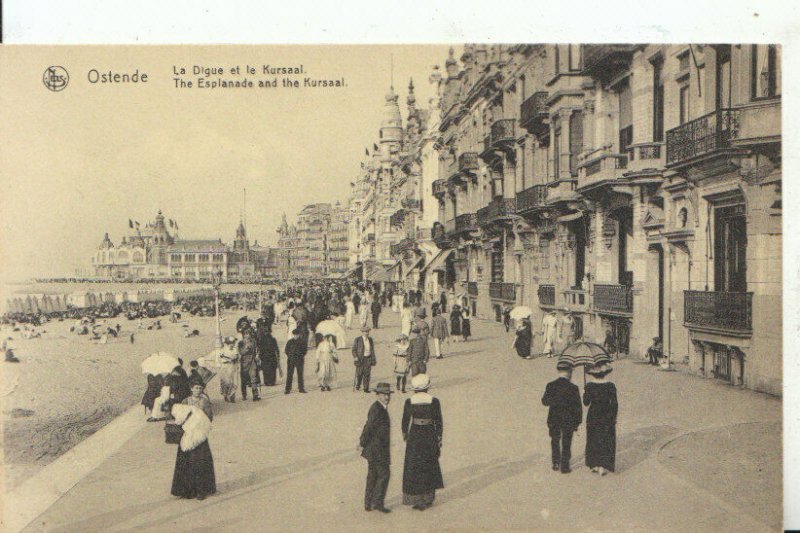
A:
[17,310,782,532]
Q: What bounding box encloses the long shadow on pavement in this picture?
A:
[568,425,679,474]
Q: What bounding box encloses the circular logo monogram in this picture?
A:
[43,66,69,92]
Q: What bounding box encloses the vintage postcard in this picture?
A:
[0,44,783,531]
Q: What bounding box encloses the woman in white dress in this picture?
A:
[400,303,414,338]
[315,333,339,391]
[358,294,370,328]
[345,297,355,329]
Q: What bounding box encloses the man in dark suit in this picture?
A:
[358,382,393,513]
[284,328,307,394]
[370,298,382,329]
[541,361,582,473]
[352,326,376,393]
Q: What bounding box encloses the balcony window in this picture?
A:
[569,111,583,176]
[679,84,690,125]
[652,57,665,142]
[714,204,747,293]
[751,44,780,99]
[618,80,633,155]
[491,250,504,283]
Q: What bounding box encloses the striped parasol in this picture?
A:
[557,341,611,368]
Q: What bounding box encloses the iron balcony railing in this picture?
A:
[666,108,740,167]
[538,284,555,306]
[684,290,753,334]
[582,44,638,78]
[520,91,549,134]
[593,284,634,314]
[467,281,478,296]
[489,282,516,302]
[477,197,517,226]
[455,213,478,233]
[401,198,421,210]
[516,184,548,213]
[458,152,480,172]
[491,119,516,145]
[431,223,446,242]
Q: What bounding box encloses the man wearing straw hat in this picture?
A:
[352,325,377,393]
[358,382,393,513]
[541,361,582,473]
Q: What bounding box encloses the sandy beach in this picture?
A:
[1,312,262,490]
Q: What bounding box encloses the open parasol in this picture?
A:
[557,342,611,384]
[509,306,533,320]
[315,320,348,349]
[141,352,180,376]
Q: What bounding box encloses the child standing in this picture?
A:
[393,334,410,393]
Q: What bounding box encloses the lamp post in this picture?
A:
[211,270,223,349]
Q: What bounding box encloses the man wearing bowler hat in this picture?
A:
[541,361,582,473]
[358,382,393,513]
[352,325,377,393]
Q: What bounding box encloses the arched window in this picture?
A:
[132,251,144,263]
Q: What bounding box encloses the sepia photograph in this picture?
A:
[0,41,784,531]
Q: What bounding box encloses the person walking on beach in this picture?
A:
[359,382,393,514]
[370,298,382,329]
[167,376,216,501]
[237,317,261,402]
[430,309,449,359]
[352,326,376,393]
[584,362,618,476]
[284,327,307,394]
[218,336,239,402]
[541,361,582,473]
[402,374,444,511]
[315,333,339,391]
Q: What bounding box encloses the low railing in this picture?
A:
[489,282,516,301]
[455,213,477,233]
[467,281,478,296]
[582,44,637,76]
[458,152,480,172]
[490,118,516,145]
[666,108,740,167]
[684,290,752,334]
[477,197,517,226]
[402,198,421,210]
[538,284,555,306]
[516,184,548,213]
[593,284,634,314]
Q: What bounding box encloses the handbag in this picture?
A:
[164,411,191,444]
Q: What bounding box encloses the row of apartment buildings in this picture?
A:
[418,43,780,395]
[273,202,350,279]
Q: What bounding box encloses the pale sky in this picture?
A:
[0,45,452,281]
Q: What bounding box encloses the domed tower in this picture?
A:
[380,85,404,159]
[99,232,114,249]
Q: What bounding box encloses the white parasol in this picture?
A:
[315,320,348,349]
[141,352,180,376]
[509,306,534,320]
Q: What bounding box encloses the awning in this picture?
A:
[557,211,584,223]
[422,249,454,273]
[340,264,362,280]
[370,267,394,283]
[404,257,424,278]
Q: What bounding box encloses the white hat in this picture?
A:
[411,374,430,392]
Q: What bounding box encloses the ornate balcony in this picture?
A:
[455,212,478,234]
[458,152,480,173]
[431,223,448,246]
[432,179,448,199]
[480,119,517,162]
[593,284,633,315]
[538,284,555,307]
[516,184,549,214]
[520,91,549,136]
[489,282,516,302]
[477,197,517,227]
[582,44,638,83]
[666,109,741,168]
[467,281,478,297]
[390,237,416,257]
[684,290,753,336]
[402,198,421,210]
[577,151,628,190]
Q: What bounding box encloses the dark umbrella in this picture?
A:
[558,341,611,384]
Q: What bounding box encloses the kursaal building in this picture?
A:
[91,210,277,281]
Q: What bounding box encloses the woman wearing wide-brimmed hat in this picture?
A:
[584,362,618,475]
[401,374,444,510]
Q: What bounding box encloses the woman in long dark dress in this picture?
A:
[169,376,216,500]
[402,374,444,510]
[141,373,164,417]
[460,306,472,341]
[584,363,618,475]
[449,305,462,340]
[513,318,532,358]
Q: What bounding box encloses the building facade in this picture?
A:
[431,44,781,395]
